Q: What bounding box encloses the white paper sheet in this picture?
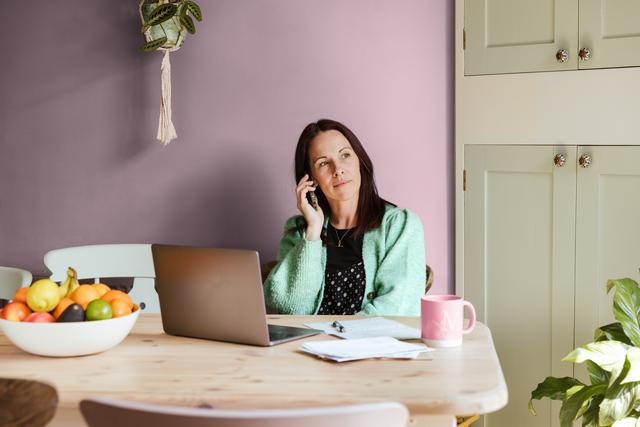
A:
[304,317,421,340]
[300,336,431,362]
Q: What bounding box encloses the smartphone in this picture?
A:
[307,190,318,209]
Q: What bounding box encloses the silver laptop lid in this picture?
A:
[152,244,271,346]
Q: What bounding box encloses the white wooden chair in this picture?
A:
[0,266,32,299]
[79,398,409,427]
[43,244,158,312]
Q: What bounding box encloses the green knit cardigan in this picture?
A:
[263,205,426,316]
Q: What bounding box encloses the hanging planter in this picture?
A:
[139,0,203,146]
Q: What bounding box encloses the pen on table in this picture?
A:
[331,320,346,333]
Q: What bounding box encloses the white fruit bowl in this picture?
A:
[0,309,140,357]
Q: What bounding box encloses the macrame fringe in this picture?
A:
[157,50,177,146]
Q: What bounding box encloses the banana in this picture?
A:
[58,267,80,298]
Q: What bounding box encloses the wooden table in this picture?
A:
[0,315,507,427]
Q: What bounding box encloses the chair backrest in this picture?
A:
[43,244,158,312]
[80,398,409,427]
[425,264,434,294]
[260,260,278,284]
[0,378,58,427]
[0,266,32,299]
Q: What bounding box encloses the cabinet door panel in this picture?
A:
[465,145,576,427]
[465,0,578,75]
[575,147,640,358]
[580,0,640,69]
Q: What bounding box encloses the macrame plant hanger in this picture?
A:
[139,0,186,146]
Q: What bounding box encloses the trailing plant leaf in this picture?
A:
[608,279,640,348]
[529,376,584,415]
[140,37,168,52]
[180,14,196,34]
[597,322,633,345]
[559,383,607,427]
[563,341,630,373]
[581,394,604,427]
[185,1,202,21]
[145,3,178,26]
[587,360,611,385]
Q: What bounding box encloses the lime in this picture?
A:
[85,299,113,321]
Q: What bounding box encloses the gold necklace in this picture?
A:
[333,226,351,247]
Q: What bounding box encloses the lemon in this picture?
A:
[26,279,61,312]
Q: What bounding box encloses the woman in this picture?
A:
[264,119,426,316]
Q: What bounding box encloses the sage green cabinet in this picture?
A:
[464,145,640,426]
[465,0,640,75]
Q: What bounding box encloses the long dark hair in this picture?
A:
[292,119,394,240]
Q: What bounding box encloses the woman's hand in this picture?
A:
[296,174,324,240]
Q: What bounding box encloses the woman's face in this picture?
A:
[308,130,361,203]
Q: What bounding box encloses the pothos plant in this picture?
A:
[530,278,640,427]
[139,0,203,52]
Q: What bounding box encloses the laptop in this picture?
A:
[151,244,322,346]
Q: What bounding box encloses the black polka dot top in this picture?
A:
[317,223,366,315]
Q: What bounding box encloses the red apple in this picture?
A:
[24,312,55,323]
[2,301,32,321]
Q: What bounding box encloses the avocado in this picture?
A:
[57,303,85,322]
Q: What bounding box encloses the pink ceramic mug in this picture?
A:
[421,295,476,347]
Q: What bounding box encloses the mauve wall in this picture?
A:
[0,1,453,293]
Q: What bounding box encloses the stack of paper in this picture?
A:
[300,336,431,362]
[304,317,421,340]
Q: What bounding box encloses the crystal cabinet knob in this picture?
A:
[579,48,592,61]
[579,154,592,168]
[554,154,566,167]
[556,49,569,63]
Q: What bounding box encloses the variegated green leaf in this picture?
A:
[529,376,584,415]
[145,3,178,26]
[612,417,640,427]
[180,14,196,34]
[559,384,607,427]
[600,359,640,425]
[139,37,168,52]
[581,394,604,427]
[185,0,202,21]
[563,341,630,373]
[608,279,640,348]
[587,360,611,385]
[622,348,640,384]
[597,322,633,345]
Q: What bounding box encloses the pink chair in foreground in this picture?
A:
[80,398,409,427]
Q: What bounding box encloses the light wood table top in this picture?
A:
[0,315,507,425]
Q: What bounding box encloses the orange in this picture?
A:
[70,284,101,309]
[92,283,111,297]
[111,299,132,318]
[52,297,75,319]
[101,290,133,309]
[13,287,29,303]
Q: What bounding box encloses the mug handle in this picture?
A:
[462,300,476,334]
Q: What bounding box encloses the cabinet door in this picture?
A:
[465,145,576,427]
[579,0,640,69]
[464,0,578,75]
[575,147,640,356]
